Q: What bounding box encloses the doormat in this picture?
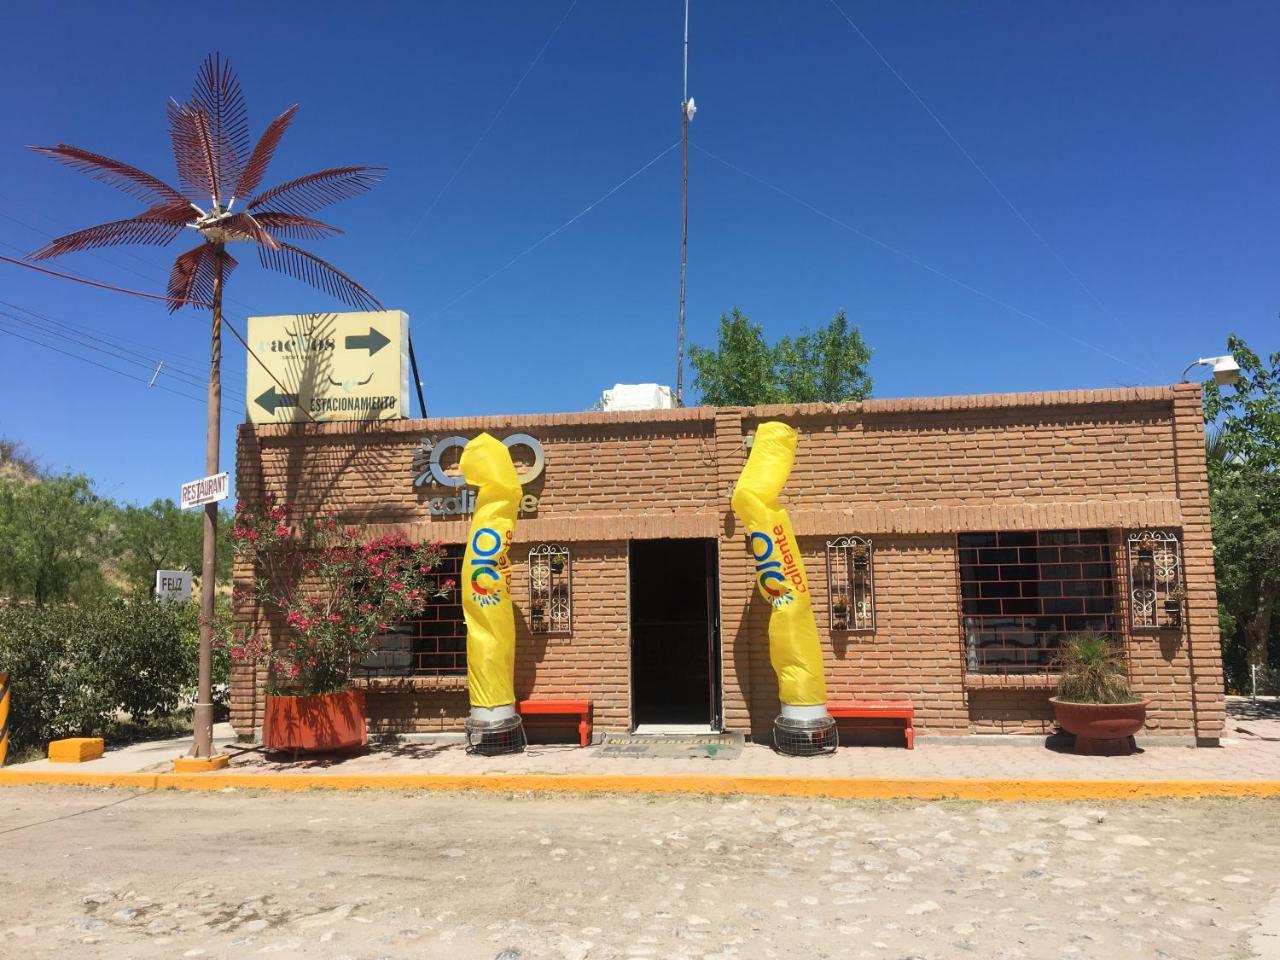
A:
[599,732,743,760]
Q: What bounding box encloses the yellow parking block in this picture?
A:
[48,737,104,763]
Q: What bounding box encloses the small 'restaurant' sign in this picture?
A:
[180,472,229,509]
[246,310,410,424]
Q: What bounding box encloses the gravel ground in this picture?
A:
[1,787,1278,960]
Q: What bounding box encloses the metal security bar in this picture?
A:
[356,546,467,677]
[826,536,874,632]
[529,544,571,634]
[958,530,1119,674]
[1126,530,1184,631]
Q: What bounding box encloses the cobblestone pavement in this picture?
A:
[2,787,1279,960]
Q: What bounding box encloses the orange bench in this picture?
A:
[828,700,915,749]
[517,699,593,747]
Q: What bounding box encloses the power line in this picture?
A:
[0,309,226,400]
[0,309,209,393]
[0,297,212,381]
[428,140,680,320]
[824,0,1128,333]
[0,244,315,420]
[693,142,1149,377]
[0,322,244,417]
[375,0,580,287]
[0,252,209,308]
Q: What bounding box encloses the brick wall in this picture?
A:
[231,385,1226,743]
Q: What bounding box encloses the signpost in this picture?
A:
[246,310,410,423]
[154,570,193,604]
[180,472,229,510]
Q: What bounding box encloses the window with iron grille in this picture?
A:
[826,536,874,631]
[529,544,571,633]
[1126,530,1183,631]
[357,545,466,677]
[958,530,1118,674]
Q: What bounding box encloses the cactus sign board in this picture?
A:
[246,310,410,423]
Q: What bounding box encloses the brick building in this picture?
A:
[230,384,1225,745]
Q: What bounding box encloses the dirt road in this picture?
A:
[1,787,1278,959]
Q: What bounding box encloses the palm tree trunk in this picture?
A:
[192,244,224,758]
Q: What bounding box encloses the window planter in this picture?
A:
[263,688,368,755]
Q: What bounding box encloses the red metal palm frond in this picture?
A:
[193,54,249,196]
[167,243,236,314]
[248,166,385,216]
[233,104,297,201]
[257,240,380,311]
[167,100,218,202]
[29,202,194,260]
[250,212,342,241]
[221,212,280,250]
[29,144,187,207]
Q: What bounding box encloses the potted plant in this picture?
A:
[1049,633,1149,755]
[1163,585,1185,628]
[831,591,850,628]
[225,497,454,755]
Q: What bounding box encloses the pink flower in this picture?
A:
[274,524,289,537]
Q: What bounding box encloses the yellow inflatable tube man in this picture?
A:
[461,433,522,732]
[731,421,835,751]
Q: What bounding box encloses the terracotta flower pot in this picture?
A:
[1050,697,1149,756]
[263,688,368,756]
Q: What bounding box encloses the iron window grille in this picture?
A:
[356,545,466,677]
[958,530,1119,674]
[826,536,875,632]
[529,544,571,634]
[1126,530,1184,632]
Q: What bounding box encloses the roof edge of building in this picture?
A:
[239,383,1197,437]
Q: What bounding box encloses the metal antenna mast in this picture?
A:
[676,0,695,405]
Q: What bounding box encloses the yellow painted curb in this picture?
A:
[173,754,230,773]
[1,769,1279,801]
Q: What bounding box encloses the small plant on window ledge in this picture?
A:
[1163,584,1185,628]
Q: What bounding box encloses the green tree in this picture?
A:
[1204,334,1280,687]
[690,308,872,406]
[0,474,114,606]
[115,498,232,595]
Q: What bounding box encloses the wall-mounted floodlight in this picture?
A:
[1181,354,1241,387]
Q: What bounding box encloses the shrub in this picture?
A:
[228,499,453,696]
[0,597,209,759]
[1054,633,1135,704]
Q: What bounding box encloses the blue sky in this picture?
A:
[0,1,1276,505]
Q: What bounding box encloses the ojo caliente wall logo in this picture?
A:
[412,433,544,517]
[468,526,512,607]
[751,524,807,608]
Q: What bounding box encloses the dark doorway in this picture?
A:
[629,538,720,728]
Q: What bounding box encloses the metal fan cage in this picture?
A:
[464,714,526,756]
[772,714,838,757]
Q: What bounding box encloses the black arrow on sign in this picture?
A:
[345,326,390,356]
[254,386,300,415]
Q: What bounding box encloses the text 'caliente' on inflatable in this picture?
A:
[461,432,524,755]
[731,420,837,755]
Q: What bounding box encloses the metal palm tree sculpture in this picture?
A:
[28,54,384,760]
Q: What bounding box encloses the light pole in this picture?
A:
[1181,354,1241,386]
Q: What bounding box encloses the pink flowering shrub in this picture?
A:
[224,496,454,696]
